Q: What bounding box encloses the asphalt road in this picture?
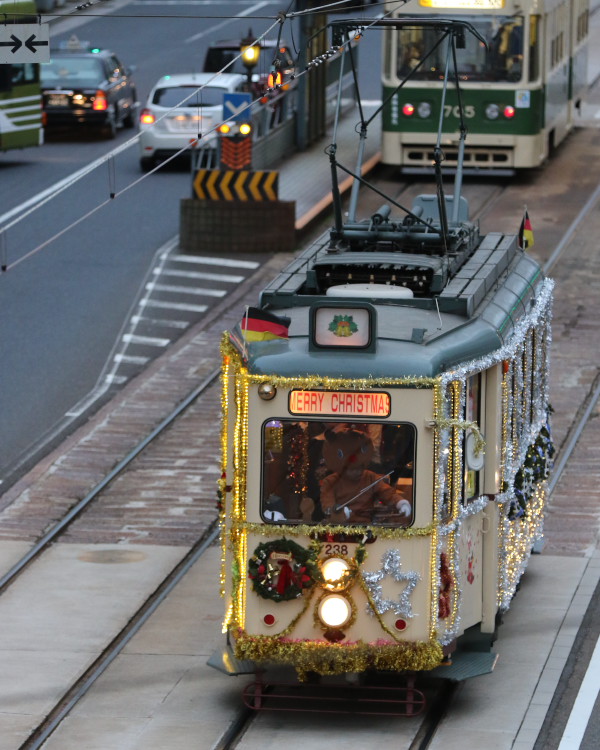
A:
[0,1,382,487]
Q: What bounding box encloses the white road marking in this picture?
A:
[122,334,171,347]
[146,283,226,297]
[154,267,245,283]
[171,254,259,268]
[557,635,600,749]
[184,1,272,43]
[143,299,208,313]
[131,315,191,329]
[114,353,151,365]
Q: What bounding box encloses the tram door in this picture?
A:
[456,374,485,628]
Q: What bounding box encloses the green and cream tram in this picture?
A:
[381,0,589,171]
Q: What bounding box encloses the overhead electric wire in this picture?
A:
[0,0,404,274]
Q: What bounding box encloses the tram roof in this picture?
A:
[244,231,544,380]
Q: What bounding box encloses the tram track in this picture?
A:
[3,149,600,747]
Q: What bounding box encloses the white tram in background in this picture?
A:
[381,0,589,172]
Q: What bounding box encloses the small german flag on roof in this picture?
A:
[229,306,290,354]
[518,208,534,250]
[240,307,290,341]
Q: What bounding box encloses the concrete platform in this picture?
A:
[5,547,594,750]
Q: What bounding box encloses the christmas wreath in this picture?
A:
[248,539,321,602]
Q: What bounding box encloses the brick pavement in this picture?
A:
[1,158,599,557]
[0,251,295,545]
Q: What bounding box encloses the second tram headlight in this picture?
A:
[402,103,415,117]
[417,101,431,118]
[503,105,516,119]
[318,595,352,628]
[485,103,500,120]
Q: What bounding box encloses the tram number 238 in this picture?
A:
[324,543,350,556]
[444,105,475,118]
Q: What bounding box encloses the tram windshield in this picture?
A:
[261,420,415,527]
[397,15,526,83]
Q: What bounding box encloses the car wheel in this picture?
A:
[102,114,117,139]
[123,91,137,129]
[140,157,155,173]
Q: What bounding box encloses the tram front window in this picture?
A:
[261,420,415,527]
[397,15,525,82]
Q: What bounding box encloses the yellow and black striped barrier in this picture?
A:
[193,169,279,201]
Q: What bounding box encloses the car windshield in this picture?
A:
[204,49,248,76]
[152,85,228,108]
[261,420,415,527]
[41,57,104,87]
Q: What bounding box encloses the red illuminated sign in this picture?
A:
[289,390,391,417]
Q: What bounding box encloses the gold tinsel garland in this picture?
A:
[234,629,444,680]
[237,520,436,540]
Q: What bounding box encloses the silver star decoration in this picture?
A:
[363,549,421,619]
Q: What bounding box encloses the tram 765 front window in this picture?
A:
[261,420,415,527]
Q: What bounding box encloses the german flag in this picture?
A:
[518,209,534,250]
[239,307,290,342]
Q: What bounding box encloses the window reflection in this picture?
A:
[397,15,525,83]
[262,421,416,527]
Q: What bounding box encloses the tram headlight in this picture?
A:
[503,105,516,119]
[417,101,431,118]
[318,594,352,628]
[320,557,352,591]
[258,382,277,400]
[402,103,415,117]
[485,103,500,120]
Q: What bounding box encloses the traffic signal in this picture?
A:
[219,122,253,169]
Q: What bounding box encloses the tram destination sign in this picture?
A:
[0,24,50,64]
[289,390,391,418]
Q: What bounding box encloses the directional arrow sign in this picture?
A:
[222,92,252,123]
[0,24,50,64]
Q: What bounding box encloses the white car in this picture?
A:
[138,72,248,171]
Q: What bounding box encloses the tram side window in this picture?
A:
[261,420,415,527]
[529,16,540,82]
[11,64,37,86]
[464,374,481,503]
[0,65,11,92]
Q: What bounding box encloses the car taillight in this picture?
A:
[93,90,108,111]
[140,108,155,125]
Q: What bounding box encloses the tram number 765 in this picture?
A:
[444,105,475,118]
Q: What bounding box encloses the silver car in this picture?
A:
[138,72,247,171]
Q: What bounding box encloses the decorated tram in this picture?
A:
[212,207,553,688]
[209,17,554,702]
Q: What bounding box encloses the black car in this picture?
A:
[41,38,137,139]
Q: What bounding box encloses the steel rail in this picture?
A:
[0,367,220,595]
[19,520,220,750]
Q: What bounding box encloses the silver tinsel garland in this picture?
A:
[363,549,421,620]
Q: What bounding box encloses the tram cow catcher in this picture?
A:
[209,16,554,708]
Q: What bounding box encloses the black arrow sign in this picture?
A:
[25,34,49,54]
[0,35,22,54]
